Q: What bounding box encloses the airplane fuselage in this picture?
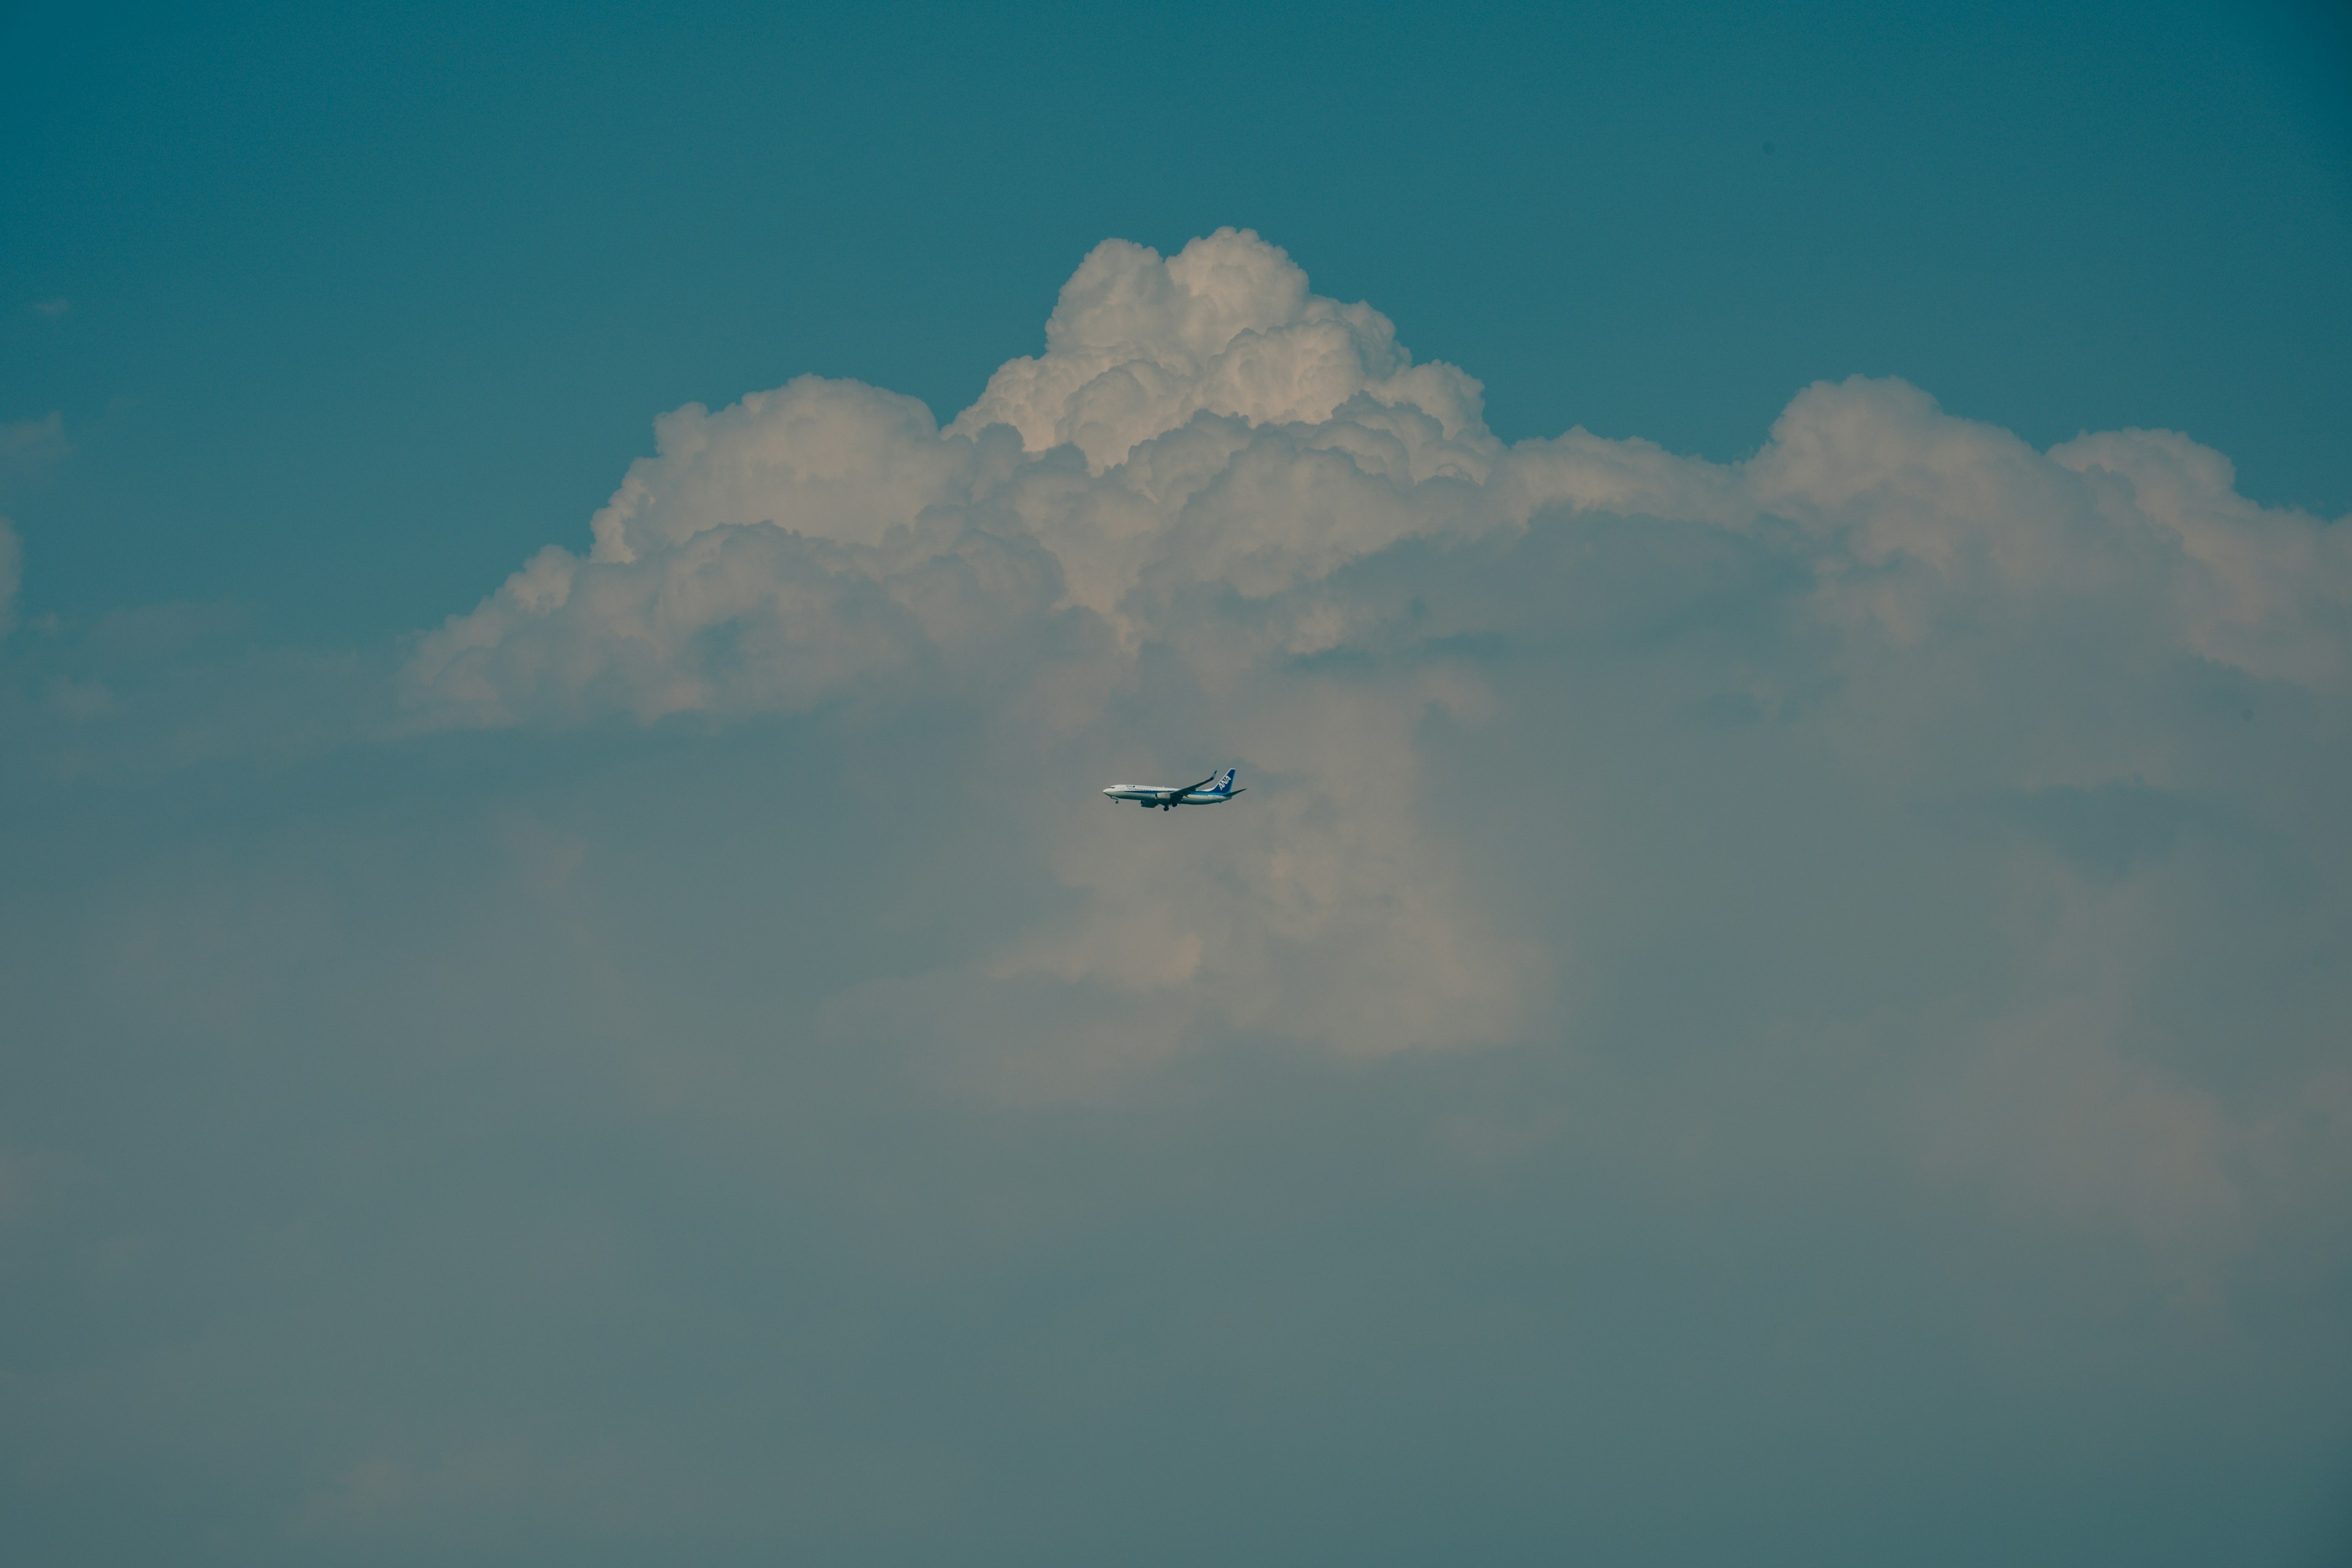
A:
[1102,786,1238,806]
[1102,769,1245,810]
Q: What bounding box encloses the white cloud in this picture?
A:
[397,231,2351,1264]
[407,236,2345,733]
[949,228,1488,470]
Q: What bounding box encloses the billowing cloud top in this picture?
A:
[408,227,2345,726]
[403,226,2349,1083]
[948,228,1487,467]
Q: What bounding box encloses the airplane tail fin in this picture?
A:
[1216,769,1237,796]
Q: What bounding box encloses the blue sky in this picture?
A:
[4,0,2346,639]
[2,4,2350,1564]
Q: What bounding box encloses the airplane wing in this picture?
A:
[1164,772,1219,801]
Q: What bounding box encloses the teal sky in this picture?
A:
[3,5,2350,1565]
[4,0,2346,639]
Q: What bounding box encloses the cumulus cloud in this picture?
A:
[410,232,2347,729]
[948,227,1488,469]
[386,228,2352,1346]
[404,228,2348,1107]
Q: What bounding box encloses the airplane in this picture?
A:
[1102,768,1245,811]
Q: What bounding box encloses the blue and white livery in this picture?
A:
[1102,768,1245,812]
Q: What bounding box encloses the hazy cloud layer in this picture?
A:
[0,412,68,485]
[0,518,20,638]
[5,232,2348,1564]
[407,229,2349,1090]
